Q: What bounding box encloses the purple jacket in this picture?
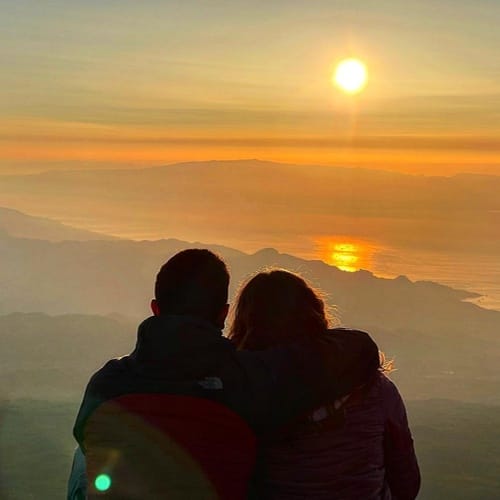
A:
[258,373,420,499]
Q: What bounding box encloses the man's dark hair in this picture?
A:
[154,249,229,324]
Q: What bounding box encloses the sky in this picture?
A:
[1,0,499,175]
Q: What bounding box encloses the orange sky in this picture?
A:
[1,1,499,176]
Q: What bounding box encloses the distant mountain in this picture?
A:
[0,206,115,241]
[1,160,499,255]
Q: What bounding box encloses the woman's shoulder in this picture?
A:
[373,373,409,421]
[367,372,400,395]
[377,373,402,394]
[353,372,402,404]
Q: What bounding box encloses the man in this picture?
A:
[70,249,379,499]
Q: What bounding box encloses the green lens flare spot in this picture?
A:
[95,474,112,492]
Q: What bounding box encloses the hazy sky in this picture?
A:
[1,0,499,175]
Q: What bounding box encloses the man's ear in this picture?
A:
[151,299,161,316]
[217,303,230,329]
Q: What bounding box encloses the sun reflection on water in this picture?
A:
[317,238,373,272]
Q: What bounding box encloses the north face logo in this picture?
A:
[197,377,224,390]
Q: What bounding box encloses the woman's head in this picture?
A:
[229,269,330,350]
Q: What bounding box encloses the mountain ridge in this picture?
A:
[4,159,500,179]
[0,206,116,242]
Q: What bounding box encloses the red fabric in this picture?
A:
[84,394,257,499]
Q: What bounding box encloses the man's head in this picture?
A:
[151,249,230,328]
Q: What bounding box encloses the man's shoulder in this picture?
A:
[85,356,132,397]
[378,373,406,412]
[91,356,129,377]
[74,356,132,444]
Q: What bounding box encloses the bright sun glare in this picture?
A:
[333,58,368,94]
[330,243,360,272]
[317,239,374,273]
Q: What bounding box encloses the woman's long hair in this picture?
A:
[228,269,330,350]
[229,268,393,373]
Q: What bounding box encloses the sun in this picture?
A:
[333,58,368,95]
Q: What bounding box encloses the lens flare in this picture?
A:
[95,474,112,492]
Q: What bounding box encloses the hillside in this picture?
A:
[0,206,115,241]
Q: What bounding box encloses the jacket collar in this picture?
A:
[130,315,228,365]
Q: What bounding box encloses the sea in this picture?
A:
[366,248,500,312]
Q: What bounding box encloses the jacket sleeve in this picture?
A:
[67,447,87,500]
[73,360,117,447]
[246,328,380,430]
[73,380,101,447]
[382,377,421,500]
[318,328,380,397]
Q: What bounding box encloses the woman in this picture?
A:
[229,269,420,500]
